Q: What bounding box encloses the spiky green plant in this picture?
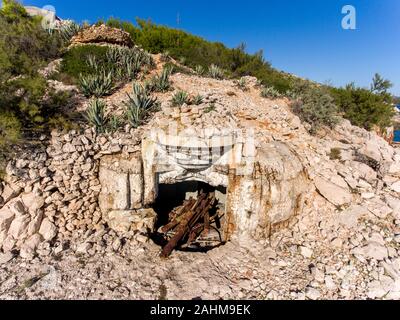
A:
[79,71,114,97]
[85,99,108,133]
[124,60,141,80]
[108,114,123,133]
[58,21,82,43]
[208,64,224,79]
[179,57,187,65]
[285,90,300,100]
[142,50,155,67]
[204,103,216,113]
[261,86,281,99]
[195,65,205,76]
[86,55,100,73]
[161,50,170,62]
[171,91,189,107]
[124,83,159,128]
[236,77,248,91]
[193,94,204,105]
[149,66,173,92]
[106,46,122,65]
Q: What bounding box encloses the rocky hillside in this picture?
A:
[0,15,400,300]
[1,46,400,299]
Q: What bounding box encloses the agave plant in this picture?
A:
[192,94,204,105]
[204,103,216,113]
[79,71,114,98]
[195,65,205,76]
[85,99,108,133]
[171,91,189,107]
[124,83,159,128]
[108,114,123,133]
[86,55,101,73]
[179,57,187,65]
[149,66,173,92]
[106,46,122,65]
[208,64,224,79]
[255,79,263,88]
[236,77,248,91]
[58,21,82,42]
[261,86,281,99]
[141,50,155,67]
[125,59,142,80]
[285,90,301,100]
[161,50,170,62]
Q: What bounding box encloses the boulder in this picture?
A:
[351,161,377,183]
[39,218,57,241]
[107,208,157,234]
[314,175,353,207]
[1,184,22,206]
[337,205,369,229]
[0,208,15,234]
[71,24,133,47]
[7,214,30,239]
[362,242,389,261]
[20,234,43,259]
[0,252,14,264]
[99,153,143,215]
[390,181,400,193]
[359,141,382,163]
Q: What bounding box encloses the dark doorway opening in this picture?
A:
[151,181,227,254]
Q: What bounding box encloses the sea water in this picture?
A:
[395,130,400,143]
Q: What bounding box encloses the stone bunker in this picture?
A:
[99,126,309,249]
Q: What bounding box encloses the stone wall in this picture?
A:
[0,128,143,258]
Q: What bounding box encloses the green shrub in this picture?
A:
[61,45,110,79]
[79,71,114,97]
[62,44,152,83]
[331,83,395,131]
[292,86,340,133]
[124,82,159,128]
[329,148,342,161]
[261,86,281,99]
[85,99,108,133]
[171,91,189,106]
[0,111,21,148]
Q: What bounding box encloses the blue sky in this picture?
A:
[19,0,400,95]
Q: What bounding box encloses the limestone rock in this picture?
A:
[0,252,14,264]
[8,214,30,239]
[314,175,352,207]
[362,242,389,261]
[390,181,400,193]
[99,153,143,216]
[39,218,57,241]
[20,234,43,259]
[0,208,15,234]
[71,24,133,47]
[108,208,157,234]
